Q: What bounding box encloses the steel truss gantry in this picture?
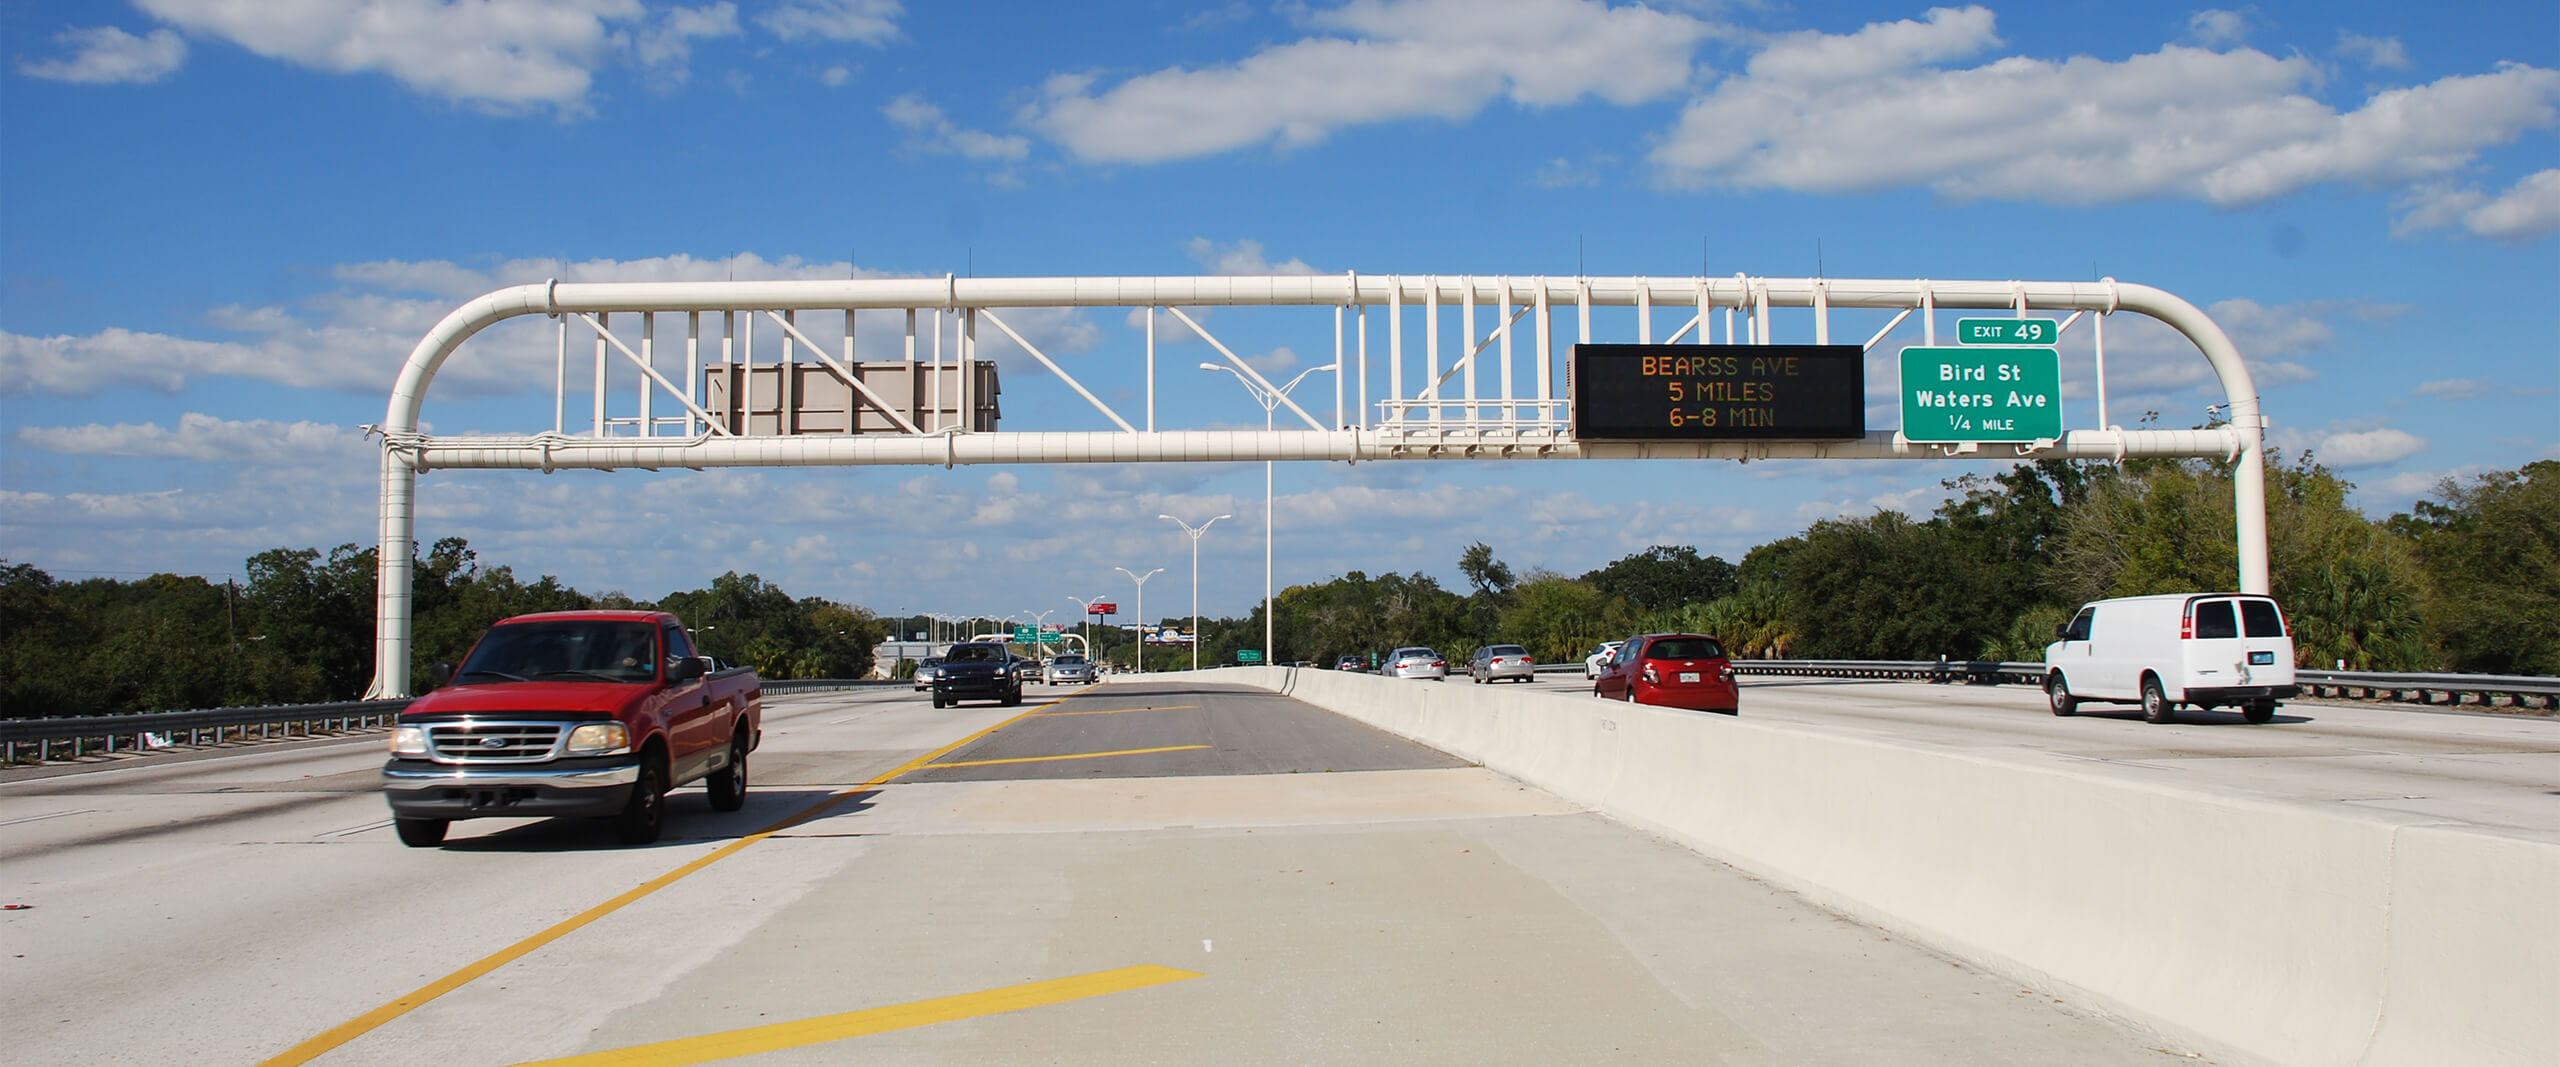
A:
[369,274,2272,697]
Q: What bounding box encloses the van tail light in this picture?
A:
[2180,607,2194,640]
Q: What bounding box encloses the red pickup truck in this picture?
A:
[381,610,762,847]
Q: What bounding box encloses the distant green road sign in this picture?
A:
[1899,347,2062,444]
[1011,624,1037,643]
[1236,649,1263,663]
[1956,318,2061,346]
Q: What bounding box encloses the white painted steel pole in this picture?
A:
[1115,567,1159,672]
[1159,514,1228,671]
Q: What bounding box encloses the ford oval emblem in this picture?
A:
[478,735,507,749]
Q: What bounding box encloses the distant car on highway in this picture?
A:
[1385,647,1447,680]
[1583,641,1624,680]
[932,642,1025,708]
[1043,653,1097,685]
[1335,654,1367,672]
[911,656,944,691]
[1468,644,1535,683]
[1592,633,1737,714]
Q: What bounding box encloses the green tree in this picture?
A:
[1498,574,1617,663]
[2392,461,2560,674]
[1580,545,1738,615]
[1780,512,2002,659]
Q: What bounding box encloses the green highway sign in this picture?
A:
[1236,649,1263,663]
[1010,625,1037,643]
[1956,318,2061,346]
[1899,347,2063,444]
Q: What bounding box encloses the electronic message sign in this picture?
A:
[1570,344,1865,441]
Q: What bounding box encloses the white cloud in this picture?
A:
[0,252,1099,396]
[2316,427,2427,469]
[1650,9,2560,209]
[1532,155,1606,188]
[15,25,188,84]
[882,92,1031,162]
[2393,169,2560,240]
[134,0,653,115]
[2335,30,2410,71]
[15,413,367,465]
[630,3,741,84]
[756,0,902,44]
[2187,10,2249,49]
[1184,238,1318,275]
[1028,0,1711,163]
[2413,379,2490,400]
[821,63,853,87]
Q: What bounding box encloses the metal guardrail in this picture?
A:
[1,699,413,764]
[0,677,921,765]
[2292,669,2560,710]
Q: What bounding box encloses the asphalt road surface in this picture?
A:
[0,677,2417,1065]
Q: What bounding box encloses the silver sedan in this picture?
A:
[1043,654,1097,685]
[1385,647,1448,680]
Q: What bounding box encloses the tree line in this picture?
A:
[1199,458,2555,677]
[5,457,2549,718]
[1,538,885,719]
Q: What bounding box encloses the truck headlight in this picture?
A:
[389,726,428,758]
[563,722,630,756]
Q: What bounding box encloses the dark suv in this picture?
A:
[931,642,1025,708]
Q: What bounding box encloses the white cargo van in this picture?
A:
[2043,593,2298,724]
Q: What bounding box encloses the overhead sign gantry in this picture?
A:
[369,273,2275,697]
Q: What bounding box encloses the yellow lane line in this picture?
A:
[259,692,1075,1067]
[509,964,1203,1067]
[1034,704,1198,717]
[921,744,1210,770]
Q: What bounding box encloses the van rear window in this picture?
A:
[2240,599,2286,637]
[2193,600,2238,639]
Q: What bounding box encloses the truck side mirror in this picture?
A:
[670,656,709,681]
[429,662,454,686]
[2053,624,2070,640]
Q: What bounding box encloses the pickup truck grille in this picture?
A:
[425,721,567,763]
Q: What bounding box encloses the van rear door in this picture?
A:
[2179,596,2294,699]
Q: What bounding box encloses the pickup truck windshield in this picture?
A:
[454,621,660,684]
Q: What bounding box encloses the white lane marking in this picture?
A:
[0,808,101,827]
[1202,939,1213,953]
[320,819,395,838]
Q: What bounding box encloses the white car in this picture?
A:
[1385,647,1448,680]
[1043,654,1097,685]
[2044,593,2298,724]
[1583,641,1624,680]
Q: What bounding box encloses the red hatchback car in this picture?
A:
[1593,633,1740,714]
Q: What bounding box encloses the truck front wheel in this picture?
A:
[707,735,748,812]
[395,818,448,848]
[615,760,667,844]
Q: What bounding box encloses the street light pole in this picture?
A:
[1158,513,1229,671]
[1067,594,1107,663]
[1114,566,1161,672]
[1201,361,1336,668]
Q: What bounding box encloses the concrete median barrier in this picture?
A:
[1231,666,2558,1067]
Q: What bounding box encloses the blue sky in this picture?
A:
[3,0,2554,629]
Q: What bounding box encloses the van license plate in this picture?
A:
[2249,652,2274,665]
[1678,672,1701,683]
